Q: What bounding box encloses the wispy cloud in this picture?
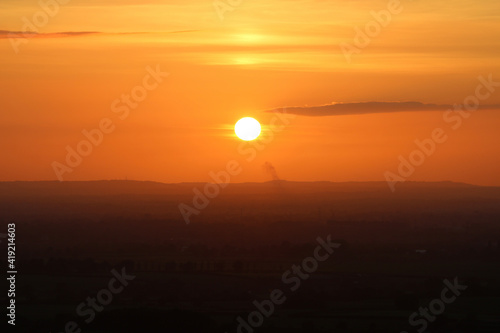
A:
[0,30,197,39]
[0,30,100,39]
[265,101,500,117]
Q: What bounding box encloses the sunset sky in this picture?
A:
[1,0,500,185]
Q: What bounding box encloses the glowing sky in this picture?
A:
[1,0,500,185]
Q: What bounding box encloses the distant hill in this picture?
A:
[0,179,486,197]
[1,180,499,223]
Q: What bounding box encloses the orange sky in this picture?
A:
[1,0,500,185]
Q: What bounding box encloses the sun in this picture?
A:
[234,117,261,141]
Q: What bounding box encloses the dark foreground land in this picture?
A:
[1,180,499,332]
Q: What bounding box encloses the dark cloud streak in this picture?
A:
[0,30,198,39]
[265,101,500,117]
[0,30,100,39]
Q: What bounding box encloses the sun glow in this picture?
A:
[234,117,261,141]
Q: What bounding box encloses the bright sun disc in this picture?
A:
[235,117,261,141]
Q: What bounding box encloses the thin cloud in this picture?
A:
[265,101,500,117]
[0,30,198,39]
[0,30,100,39]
